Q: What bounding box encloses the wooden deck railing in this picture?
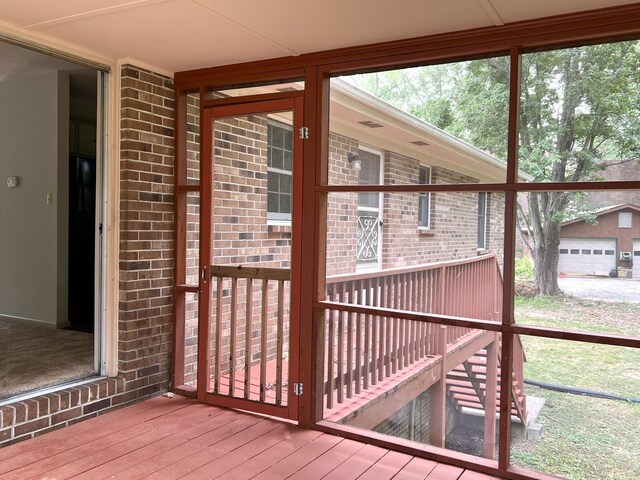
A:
[323,254,505,411]
[209,265,290,406]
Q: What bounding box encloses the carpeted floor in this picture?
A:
[0,316,95,400]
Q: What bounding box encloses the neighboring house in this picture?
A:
[558,204,640,279]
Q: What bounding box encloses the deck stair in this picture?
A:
[446,346,527,424]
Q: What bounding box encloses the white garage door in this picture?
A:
[634,241,640,280]
[558,238,616,275]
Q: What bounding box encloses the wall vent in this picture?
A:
[358,120,384,128]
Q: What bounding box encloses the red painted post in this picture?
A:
[429,325,448,448]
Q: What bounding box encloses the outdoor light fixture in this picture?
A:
[348,152,361,172]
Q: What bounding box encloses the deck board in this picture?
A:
[0,395,502,479]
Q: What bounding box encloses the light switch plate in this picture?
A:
[7,176,18,188]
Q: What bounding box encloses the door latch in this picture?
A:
[293,383,303,396]
[298,126,309,139]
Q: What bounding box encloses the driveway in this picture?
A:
[558,276,640,303]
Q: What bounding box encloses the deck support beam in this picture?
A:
[429,326,447,448]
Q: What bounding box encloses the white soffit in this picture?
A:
[487,0,639,23]
[0,0,638,73]
[195,0,494,53]
[17,0,290,72]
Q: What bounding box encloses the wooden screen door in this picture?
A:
[197,96,303,420]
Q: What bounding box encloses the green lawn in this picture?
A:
[511,296,640,480]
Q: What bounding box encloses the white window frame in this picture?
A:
[356,145,384,271]
[418,165,431,230]
[619,211,632,228]
[266,120,293,225]
[477,192,488,251]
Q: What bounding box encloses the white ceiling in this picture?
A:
[0,0,638,74]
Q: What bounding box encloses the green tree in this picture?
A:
[352,41,640,295]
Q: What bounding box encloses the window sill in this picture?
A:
[417,227,434,236]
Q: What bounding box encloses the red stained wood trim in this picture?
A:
[318,301,640,349]
[210,265,291,281]
[175,284,199,293]
[201,89,304,108]
[201,392,288,418]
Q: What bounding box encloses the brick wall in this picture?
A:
[118,65,175,403]
[325,133,505,272]
[184,93,200,386]
[0,378,123,446]
[326,133,359,275]
[0,64,176,447]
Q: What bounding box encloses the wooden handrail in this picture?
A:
[326,253,498,285]
[210,264,291,281]
[323,254,509,413]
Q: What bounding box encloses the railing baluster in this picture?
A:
[371,278,378,386]
[363,279,370,390]
[376,277,384,383]
[412,271,418,362]
[244,278,253,400]
[355,280,362,395]
[276,279,284,406]
[403,274,410,368]
[326,303,335,409]
[337,283,344,404]
[384,276,392,378]
[229,276,238,397]
[346,286,353,399]
[214,276,223,394]
[393,275,400,373]
[260,278,268,402]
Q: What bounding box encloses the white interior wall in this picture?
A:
[0,71,69,326]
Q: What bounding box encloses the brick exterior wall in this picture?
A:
[326,132,505,273]
[0,64,176,447]
[184,93,201,386]
[326,133,359,275]
[118,65,175,403]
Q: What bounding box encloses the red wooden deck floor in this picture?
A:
[0,395,503,479]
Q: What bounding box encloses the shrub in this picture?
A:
[515,257,534,280]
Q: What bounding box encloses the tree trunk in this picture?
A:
[533,222,562,296]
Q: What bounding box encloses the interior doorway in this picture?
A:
[0,40,103,401]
